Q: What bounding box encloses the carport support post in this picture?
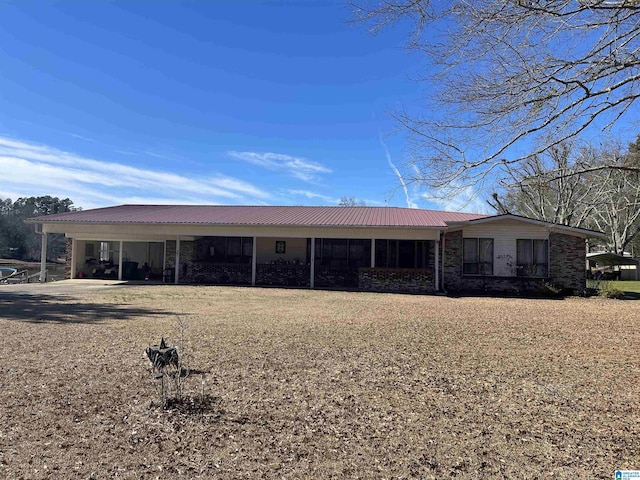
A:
[310,237,315,289]
[175,235,180,285]
[118,241,123,280]
[39,232,47,283]
[70,238,77,279]
[251,236,257,286]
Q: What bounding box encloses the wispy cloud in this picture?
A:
[286,189,337,204]
[0,136,271,209]
[143,150,174,160]
[228,150,331,182]
[379,135,418,209]
[422,183,490,214]
[70,133,95,142]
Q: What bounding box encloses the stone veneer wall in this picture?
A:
[359,268,435,293]
[549,232,586,291]
[443,229,586,295]
[65,238,72,279]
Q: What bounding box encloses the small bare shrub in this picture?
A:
[147,315,215,413]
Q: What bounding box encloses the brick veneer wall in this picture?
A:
[549,232,586,291]
[187,263,251,284]
[359,268,435,293]
[314,266,359,288]
[258,264,310,287]
[443,230,464,292]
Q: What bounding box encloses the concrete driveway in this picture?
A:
[0,279,128,296]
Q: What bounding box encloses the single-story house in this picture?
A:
[26,204,605,295]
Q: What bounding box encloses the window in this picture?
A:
[517,239,548,277]
[374,240,429,269]
[315,239,371,268]
[463,238,494,275]
[204,237,253,264]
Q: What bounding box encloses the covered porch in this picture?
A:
[34,214,444,294]
[165,234,440,293]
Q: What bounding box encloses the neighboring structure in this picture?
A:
[587,252,639,281]
[26,205,605,295]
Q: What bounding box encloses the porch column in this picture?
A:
[251,236,257,286]
[175,235,180,284]
[370,239,375,268]
[118,241,123,280]
[70,238,77,279]
[441,233,446,291]
[434,237,440,292]
[162,240,167,280]
[39,232,47,283]
[310,237,315,289]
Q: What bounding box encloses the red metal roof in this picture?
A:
[27,204,487,228]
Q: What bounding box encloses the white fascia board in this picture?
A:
[40,221,443,241]
[445,214,606,239]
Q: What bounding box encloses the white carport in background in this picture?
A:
[587,252,639,280]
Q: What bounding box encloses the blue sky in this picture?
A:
[0,0,489,211]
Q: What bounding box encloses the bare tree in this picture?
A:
[491,141,602,226]
[588,164,640,254]
[338,196,367,206]
[352,1,640,196]
[492,139,640,253]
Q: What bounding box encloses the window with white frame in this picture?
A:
[516,239,548,277]
[463,238,494,275]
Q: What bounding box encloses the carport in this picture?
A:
[587,252,639,281]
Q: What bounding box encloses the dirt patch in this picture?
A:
[0,286,637,478]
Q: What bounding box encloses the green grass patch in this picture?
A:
[587,280,640,299]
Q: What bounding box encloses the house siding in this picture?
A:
[458,219,549,276]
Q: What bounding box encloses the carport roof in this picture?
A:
[26,204,487,228]
[587,252,639,266]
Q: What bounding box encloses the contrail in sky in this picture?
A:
[379,133,418,208]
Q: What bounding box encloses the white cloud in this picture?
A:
[0,136,272,209]
[143,150,174,160]
[422,183,491,214]
[286,189,337,204]
[228,150,331,182]
[70,133,95,142]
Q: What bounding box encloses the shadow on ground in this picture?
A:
[0,292,176,324]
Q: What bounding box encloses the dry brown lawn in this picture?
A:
[0,285,638,479]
